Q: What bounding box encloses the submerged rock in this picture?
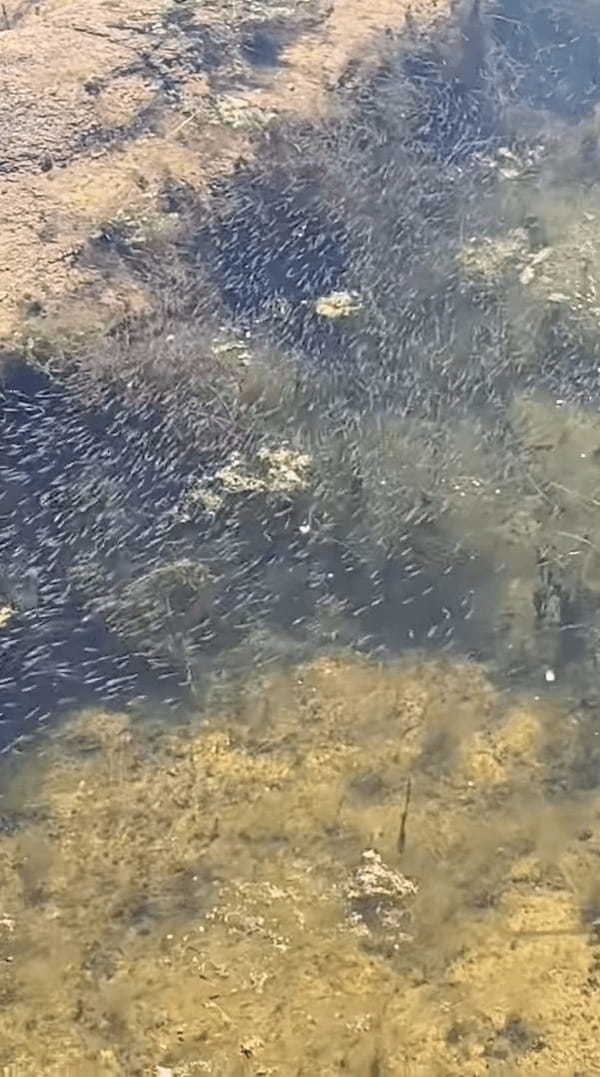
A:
[346,849,417,941]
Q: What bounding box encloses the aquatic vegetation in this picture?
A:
[0,656,599,1073]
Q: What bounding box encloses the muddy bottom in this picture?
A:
[0,653,599,1075]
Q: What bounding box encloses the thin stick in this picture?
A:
[397,777,412,856]
[556,531,600,554]
[170,109,200,139]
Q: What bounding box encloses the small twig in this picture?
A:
[396,777,412,856]
[170,109,200,139]
[1,3,10,29]
[556,531,600,555]
[69,23,118,39]
[55,22,138,49]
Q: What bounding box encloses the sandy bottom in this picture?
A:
[0,654,599,1074]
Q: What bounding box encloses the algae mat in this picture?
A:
[0,654,599,1074]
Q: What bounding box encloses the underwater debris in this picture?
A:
[180,445,313,516]
[347,849,417,904]
[220,445,313,495]
[314,290,362,319]
[345,849,418,941]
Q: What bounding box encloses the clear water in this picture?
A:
[3,1,600,1072]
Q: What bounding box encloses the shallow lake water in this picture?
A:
[3,1,600,1072]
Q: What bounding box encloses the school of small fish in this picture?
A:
[2,1,600,749]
